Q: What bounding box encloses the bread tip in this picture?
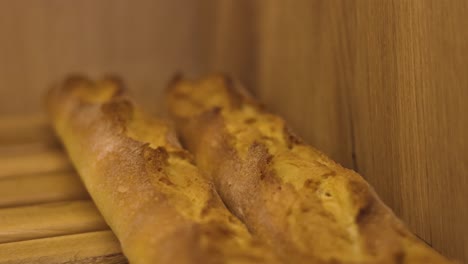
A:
[167,72,184,89]
[62,74,92,90]
[100,74,127,96]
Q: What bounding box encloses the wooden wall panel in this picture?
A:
[209,0,259,92]
[0,0,216,115]
[353,1,468,260]
[255,1,355,169]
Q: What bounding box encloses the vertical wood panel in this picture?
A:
[354,0,432,244]
[0,0,215,115]
[209,0,259,91]
[255,0,355,168]
[353,1,468,260]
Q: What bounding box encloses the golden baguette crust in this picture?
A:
[46,76,280,264]
[166,74,454,264]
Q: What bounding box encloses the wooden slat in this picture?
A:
[0,200,108,243]
[0,230,126,264]
[0,142,60,157]
[0,149,72,178]
[0,115,57,147]
[0,171,89,208]
[0,117,122,262]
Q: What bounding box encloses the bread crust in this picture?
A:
[47,76,279,264]
[166,74,453,264]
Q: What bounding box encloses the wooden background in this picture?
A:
[0,1,466,262]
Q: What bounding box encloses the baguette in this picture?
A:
[46,76,280,264]
[166,74,453,264]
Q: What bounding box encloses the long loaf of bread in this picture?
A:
[46,76,280,264]
[166,75,453,264]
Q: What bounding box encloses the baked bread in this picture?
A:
[166,74,453,264]
[46,76,280,264]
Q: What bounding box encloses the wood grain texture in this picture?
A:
[353,1,468,260]
[0,0,215,115]
[0,121,124,263]
[0,115,57,147]
[0,171,88,208]
[209,0,260,93]
[0,231,125,264]
[255,0,355,169]
[0,149,72,178]
[0,200,108,243]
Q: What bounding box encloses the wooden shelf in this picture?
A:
[0,116,127,264]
